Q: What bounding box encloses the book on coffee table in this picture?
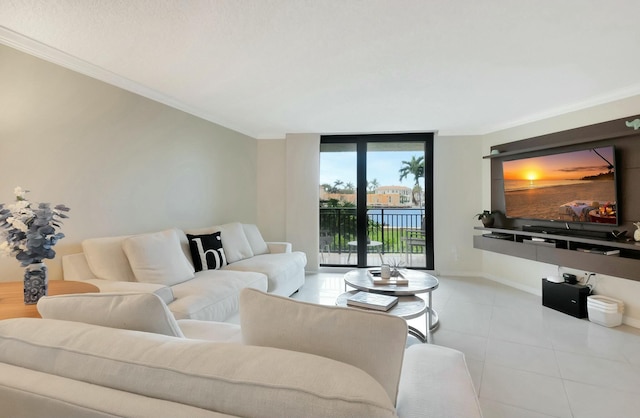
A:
[346,291,399,311]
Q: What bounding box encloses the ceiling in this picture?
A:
[1,0,640,139]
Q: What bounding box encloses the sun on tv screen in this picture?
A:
[502,145,618,225]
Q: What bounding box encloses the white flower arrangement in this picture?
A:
[0,187,70,266]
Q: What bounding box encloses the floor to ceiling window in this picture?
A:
[319,133,434,270]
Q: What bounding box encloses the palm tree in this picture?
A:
[367,178,379,193]
[399,156,424,206]
[332,180,344,193]
[344,182,355,193]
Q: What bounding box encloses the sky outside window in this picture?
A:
[320,151,422,188]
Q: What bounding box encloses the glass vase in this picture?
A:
[24,262,48,305]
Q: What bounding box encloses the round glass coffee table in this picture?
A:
[339,269,439,343]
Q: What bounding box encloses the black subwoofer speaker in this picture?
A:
[542,279,590,318]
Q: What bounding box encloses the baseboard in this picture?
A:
[436,270,484,278]
[623,316,640,328]
[479,272,542,296]
[439,270,542,296]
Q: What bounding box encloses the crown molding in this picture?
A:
[0,26,258,139]
[468,83,640,137]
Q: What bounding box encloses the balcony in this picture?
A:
[319,207,427,268]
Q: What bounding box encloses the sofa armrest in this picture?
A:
[266,242,292,253]
[62,253,174,304]
[62,253,98,281]
[81,279,175,305]
[396,344,482,418]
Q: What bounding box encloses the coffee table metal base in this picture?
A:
[408,308,439,343]
[336,290,437,343]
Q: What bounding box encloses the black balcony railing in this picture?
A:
[319,207,425,255]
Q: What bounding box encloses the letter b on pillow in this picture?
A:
[187,232,227,271]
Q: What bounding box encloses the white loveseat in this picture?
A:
[0,290,483,418]
[62,222,307,322]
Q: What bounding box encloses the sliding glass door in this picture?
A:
[319,143,359,265]
[319,133,434,270]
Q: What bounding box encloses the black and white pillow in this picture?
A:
[187,232,228,272]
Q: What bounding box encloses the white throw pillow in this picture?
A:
[242,224,270,255]
[213,222,254,263]
[184,226,217,236]
[37,292,184,337]
[82,235,136,282]
[122,229,195,286]
[239,288,408,405]
[174,228,196,269]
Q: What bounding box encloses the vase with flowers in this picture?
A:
[0,187,70,304]
[385,257,406,278]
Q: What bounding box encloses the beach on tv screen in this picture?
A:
[502,146,617,224]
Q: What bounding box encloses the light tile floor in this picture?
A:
[292,270,640,418]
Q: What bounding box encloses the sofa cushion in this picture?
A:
[170,270,268,321]
[187,232,227,272]
[223,251,306,294]
[122,229,195,286]
[213,222,253,263]
[242,224,269,255]
[176,320,242,343]
[0,318,397,418]
[397,344,482,418]
[223,251,306,277]
[82,234,136,282]
[240,288,407,405]
[175,228,197,268]
[37,292,184,337]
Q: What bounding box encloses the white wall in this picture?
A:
[284,134,321,269]
[256,139,287,242]
[0,44,258,282]
[481,95,640,327]
[256,134,320,268]
[432,134,484,275]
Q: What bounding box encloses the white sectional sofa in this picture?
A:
[62,222,307,322]
[0,289,483,418]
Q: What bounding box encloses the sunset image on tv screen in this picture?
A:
[502,146,617,224]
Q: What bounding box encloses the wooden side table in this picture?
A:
[0,280,99,320]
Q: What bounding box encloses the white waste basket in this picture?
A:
[587,295,623,327]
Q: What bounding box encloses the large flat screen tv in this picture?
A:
[502,145,618,226]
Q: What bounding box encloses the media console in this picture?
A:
[473,226,640,281]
